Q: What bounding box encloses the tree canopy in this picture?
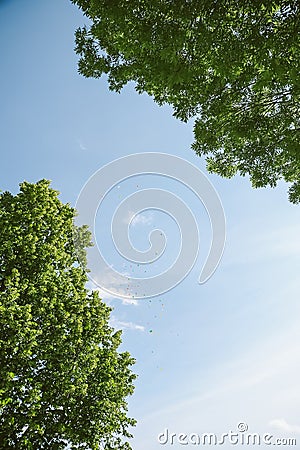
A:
[72,0,300,202]
[0,180,136,449]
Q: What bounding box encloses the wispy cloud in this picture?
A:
[110,316,145,332]
[87,282,139,306]
[77,139,87,151]
[85,266,140,305]
[131,212,154,227]
[269,419,300,435]
[225,222,300,266]
[120,297,139,306]
[123,210,154,227]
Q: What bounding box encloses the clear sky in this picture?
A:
[1,1,300,449]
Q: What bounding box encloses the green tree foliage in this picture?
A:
[0,180,136,449]
[71,0,300,202]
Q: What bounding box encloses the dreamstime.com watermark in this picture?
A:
[74,153,226,299]
[157,423,297,446]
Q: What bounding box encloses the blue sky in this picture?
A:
[1,1,300,449]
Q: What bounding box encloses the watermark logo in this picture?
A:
[74,153,225,299]
[158,423,297,446]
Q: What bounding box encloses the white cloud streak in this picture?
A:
[123,210,154,227]
[110,316,145,332]
[269,419,300,435]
